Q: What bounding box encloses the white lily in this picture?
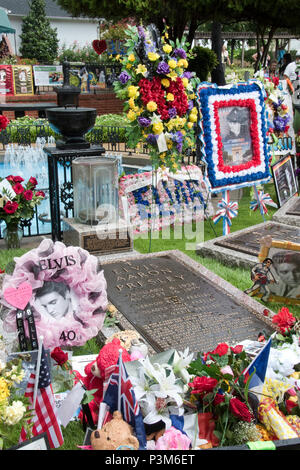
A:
[150,366,184,408]
[171,347,194,384]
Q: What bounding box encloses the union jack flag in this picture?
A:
[102,351,147,449]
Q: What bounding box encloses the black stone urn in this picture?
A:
[46,61,97,150]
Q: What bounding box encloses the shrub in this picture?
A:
[188,46,218,82]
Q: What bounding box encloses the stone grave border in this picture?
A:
[272,195,300,228]
[196,220,299,270]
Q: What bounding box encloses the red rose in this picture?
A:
[28,177,38,187]
[0,115,9,129]
[51,347,68,365]
[6,175,14,182]
[12,183,24,194]
[35,190,45,198]
[189,376,218,395]
[13,176,24,183]
[3,201,18,214]
[23,190,33,201]
[272,307,296,334]
[213,393,225,406]
[210,343,229,357]
[229,397,252,422]
[230,345,243,354]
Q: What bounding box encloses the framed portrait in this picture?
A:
[257,238,300,305]
[12,65,34,96]
[271,155,298,207]
[196,81,271,191]
[9,432,50,450]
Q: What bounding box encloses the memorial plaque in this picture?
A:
[286,198,300,216]
[103,253,274,353]
[214,222,300,257]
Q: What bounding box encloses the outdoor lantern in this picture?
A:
[72,156,119,226]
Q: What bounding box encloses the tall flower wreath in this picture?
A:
[113,24,199,172]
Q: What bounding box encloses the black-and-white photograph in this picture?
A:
[34,281,79,321]
[218,106,253,166]
[271,155,298,207]
[267,249,300,300]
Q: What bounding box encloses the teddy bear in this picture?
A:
[90,410,139,450]
[76,338,131,426]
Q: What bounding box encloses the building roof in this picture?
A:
[0,0,75,18]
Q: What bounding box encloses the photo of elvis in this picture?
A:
[219,107,253,166]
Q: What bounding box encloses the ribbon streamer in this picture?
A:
[250,189,278,215]
[213,194,238,235]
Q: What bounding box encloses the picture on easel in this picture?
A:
[271,155,298,207]
[245,237,300,305]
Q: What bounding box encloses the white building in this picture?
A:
[0,0,101,55]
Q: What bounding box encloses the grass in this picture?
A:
[1,182,300,449]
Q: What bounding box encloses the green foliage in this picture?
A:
[19,0,59,64]
[57,41,103,64]
[188,46,218,82]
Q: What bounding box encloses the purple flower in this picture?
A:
[273,115,290,132]
[138,116,151,127]
[146,134,158,145]
[173,48,187,59]
[137,26,146,38]
[168,107,177,119]
[157,61,170,75]
[188,100,194,111]
[182,71,193,79]
[119,71,131,84]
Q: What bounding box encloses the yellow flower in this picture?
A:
[115,54,120,61]
[126,63,132,69]
[136,64,147,76]
[191,107,198,115]
[189,113,197,123]
[0,377,10,401]
[167,139,173,149]
[128,53,135,62]
[161,78,170,88]
[178,58,188,68]
[167,71,178,81]
[128,98,135,109]
[181,77,189,88]
[127,110,136,121]
[187,121,194,129]
[166,93,174,101]
[127,85,139,98]
[146,101,158,112]
[163,44,172,54]
[189,93,195,99]
[152,122,164,134]
[148,52,160,61]
[168,59,177,69]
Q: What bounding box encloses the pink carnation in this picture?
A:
[155,427,191,450]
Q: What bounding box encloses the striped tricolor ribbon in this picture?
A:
[250,189,278,215]
[213,197,238,235]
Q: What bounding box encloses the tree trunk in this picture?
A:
[211,21,225,86]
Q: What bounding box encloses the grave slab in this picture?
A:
[272,195,300,227]
[196,221,300,269]
[101,250,276,354]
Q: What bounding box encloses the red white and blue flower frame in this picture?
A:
[196,81,271,191]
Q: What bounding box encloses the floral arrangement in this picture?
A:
[113,24,199,172]
[0,175,45,227]
[0,115,9,131]
[119,165,209,233]
[2,238,108,349]
[187,342,257,447]
[0,349,32,449]
[196,80,271,190]
[130,348,193,429]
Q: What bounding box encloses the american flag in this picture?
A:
[20,347,64,449]
[102,351,147,449]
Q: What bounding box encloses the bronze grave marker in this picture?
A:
[102,252,274,353]
[286,198,300,216]
[214,222,300,257]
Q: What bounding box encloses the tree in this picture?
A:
[20,0,59,63]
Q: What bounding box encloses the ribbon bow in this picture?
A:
[213,198,238,234]
[250,190,278,215]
